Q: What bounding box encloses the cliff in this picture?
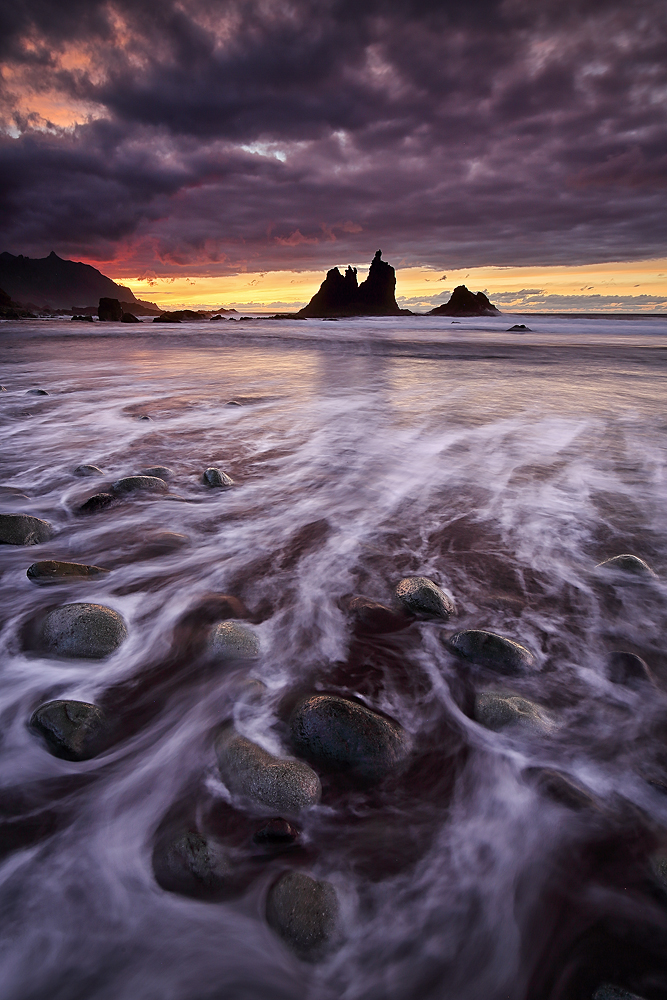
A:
[429,285,500,317]
[298,250,410,317]
[0,252,140,310]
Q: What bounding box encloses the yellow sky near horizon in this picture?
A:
[113,258,667,312]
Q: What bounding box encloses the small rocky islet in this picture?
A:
[1,468,663,976]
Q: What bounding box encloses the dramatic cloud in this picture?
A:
[0,0,666,273]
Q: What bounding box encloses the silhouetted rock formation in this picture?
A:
[429,285,500,317]
[98,298,123,322]
[298,250,410,317]
[0,252,139,311]
[0,285,35,319]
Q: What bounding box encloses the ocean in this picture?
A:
[1,314,667,1000]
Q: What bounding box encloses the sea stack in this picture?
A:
[429,285,500,317]
[298,250,410,317]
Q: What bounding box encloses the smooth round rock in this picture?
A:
[138,531,190,558]
[474,692,554,734]
[27,560,109,584]
[0,513,53,545]
[394,576,455,619]
[253,818,299,845]
[607,651,654,688]
[202,467,234,488]
[73,464,104,477]
[448,630,535,675]
[348,596,411,634]
[141,466,173,480]
[266,871,339,960]
[112,476,168,496]
[152,830,236,898]
[289,694,410,783]
[596,554,657,578]
[38,603,127,659]
[209,621,260,660]
[26,388,49,396]
[593,987,646,1000]
[78,493,115,513]
[215,728,321,814]
[29,700,109,760]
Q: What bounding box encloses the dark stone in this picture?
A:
[607,652,655,688]
[78,492,116,513]
[71,314,94,322]
[215,727,321,814]
[507,324,530,331]
[253,818,300,845]
[429,285,500,316]
[26,388,49,395]
[474,691,554,734]
[347,596,411,634]
[137,531,189,558]
[202,467,234,488]
[120,312,140,323]
[394,576,455,619]
[29,700,110,760]
[37,602,127,659]
[98,297,123,322]
[266,870,339,960]
[593,986,646,1000]
[152,829,238,899]
[153,314,181,323]
[140,466,173,480]
[298,250,410,318]
[27,560,109,584]
[289,694,410,783]
[153,309,207,322]
[448,630,535,674]
[597,554,657,577]
[111,475,169,495]
[526,767,597,811]
[73,464,104,477]
[209,621,260,660]
[0,513,52,545]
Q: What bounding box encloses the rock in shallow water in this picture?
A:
[607,651,655,688]
[596,554,657,577]
[78,493,116,514]
[347,596,411,634]
[593,987,647,1000]
[215,727,321,814]
[202,467,234,488]
[73,464,104,477]
[209,621,260,660]
[38,603,127,659]
[266,870,339,960]
[0,513,52,546]
[152,830,240,899]
[448,630,535,675]
[140,466,173,480]
[27,560,109,584]
[111,475,168,496]
[253,818,300,845]
[394,576,455,619]
[474,691,554,734]
[29,700,110,760]
[289,694,410,783]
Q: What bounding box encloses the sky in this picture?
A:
[1,0,666,311]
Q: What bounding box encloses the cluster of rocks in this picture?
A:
[73,464,235,513]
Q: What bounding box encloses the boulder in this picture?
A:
[593,987,647,1000]
[474,692,554,735]
[98,297,123,322]
[597,554,657,577]
[215,727,321,814]
[140,466,173,480]
[266,870,339,960]
[253,818,300,845]
[73,464,104,477]
[37,603,127,659]
[78,492,116,513]
[121,312,140,323]
[507,324,530,332]
[347,596,411,634]
[27,560,109,584]
[448,630,535,675]
[152,830,238,899]
[289,694,410,783]
[138,531,189,558]
[429,285,500,317]
[111,476,169,496]
[607,651,655,688]
[0,513,52,545]
[26,388,49,395]
[298,250,409,318]
[29,700,110,760]
[71,314,93,322]
[202,467,234,488]
[209,622,260,660]
[394,576,455,619]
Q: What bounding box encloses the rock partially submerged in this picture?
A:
[112,476,169,496]
[474,692,554,734]
[37,603,127,659]
[209,622,260,660]
[290,694,410,783]
[141,466,173,480]
[29,700,110,760]
[27,560,109,584]
[78,493,116,514]
[266,870,339,960]
[429,285,500,317]
[448,630,535,675]
[202,467,234,488]
[215,727,321,814]
[73,464,104,477]
[152,829,240,899]
[347,596,411,634]
[98,297,123,322]
[0,513,52,545]
[394,576,455,619]
[298,250,409,318]
[597,554,657,578]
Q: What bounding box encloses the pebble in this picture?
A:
[27,560,109,584]
[209,621,260,660]
[394,576,455,619]
[0,513,53,545]
[596,554,657,577]
[474,691,554,734]
[266,870,339,960]
[29,700,110,760]
[152,830,236,898]
[26,388,49,396]
[607,651,655,688]
[140,466,173,480]
[253,818,300,845]
[111,476,169,495]
[38,602,128,659]
[448,630,535,675]
[78,493,116,513]
[215,727,321,814]
[289,694,410,783]
[202,467,234,488]
[73,464,104,477]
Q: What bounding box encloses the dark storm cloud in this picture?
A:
[0,0,666,271]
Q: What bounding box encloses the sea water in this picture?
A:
[1,315,667,1000]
